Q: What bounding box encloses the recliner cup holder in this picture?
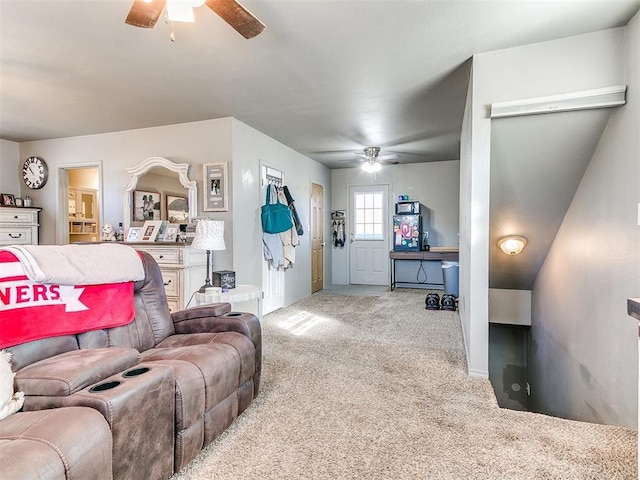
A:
[226,312,242,317]
[90,381,121,392]
[123,367,150,378]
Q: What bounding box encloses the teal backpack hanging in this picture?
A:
[261,185,294,234]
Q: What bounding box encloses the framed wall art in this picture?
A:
[165,193,189,223]
[133,190,160,222]
[203,162,228,212]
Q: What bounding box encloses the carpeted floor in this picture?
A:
[171,289,637,479]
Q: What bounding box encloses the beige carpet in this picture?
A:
[172,289,637,479]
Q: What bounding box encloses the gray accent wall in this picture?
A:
[529,12,640,429]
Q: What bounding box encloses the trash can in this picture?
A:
[442,261,459,298]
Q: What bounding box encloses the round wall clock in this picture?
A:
[22,156,48,189]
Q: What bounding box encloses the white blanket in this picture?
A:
[5,244,145,285]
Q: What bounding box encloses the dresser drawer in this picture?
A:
[160,268,180,297]
[0,209,38,225]
[138,247,183,265]
[0,227,33,245]
[166,298,180,314]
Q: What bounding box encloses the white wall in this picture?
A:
[0,139,20,194]
[16,118,331,310]
[19,118,234,248]
[331,161,460,285]
[463,27,628,379]
[231,119,331,307]
[488,289,531,326]
[529,14,639,428]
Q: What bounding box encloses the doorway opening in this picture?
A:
[311,182,324,293]
[63,166,100,244]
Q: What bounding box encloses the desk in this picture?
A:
[195,284,262,319]
[390,249,459,290]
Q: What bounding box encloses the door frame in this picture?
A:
[348,183,390,285]
[310,182,324,293]
[56,162,103,245]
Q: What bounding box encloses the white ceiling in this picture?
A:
[1,0,639,168]
[2,0,638,290]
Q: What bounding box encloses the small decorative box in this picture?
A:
[213,270,236,289]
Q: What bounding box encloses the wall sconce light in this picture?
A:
[498,235,527,255]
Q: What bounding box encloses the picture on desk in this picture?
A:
[392,214,421,251]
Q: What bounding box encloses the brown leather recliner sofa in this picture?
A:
[0,250,261,480]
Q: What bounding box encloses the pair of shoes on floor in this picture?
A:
[425,293,457,311]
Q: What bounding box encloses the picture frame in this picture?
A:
[126,226,142,242]
[203,162,228,212]
[165,193,189,223]
[140,220,163,242]
[163,224,179,243]
[133,190,160,222]
[154,220,170,242]
[0,193,16,206]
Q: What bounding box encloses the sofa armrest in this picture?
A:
[172,303,231,323]
[172,305,261,348]
[171,307,262,395]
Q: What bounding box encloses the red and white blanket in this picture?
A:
[0,246,143,349]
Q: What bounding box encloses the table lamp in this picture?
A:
[191,219,226,292]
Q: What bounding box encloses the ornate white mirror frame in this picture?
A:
[123,156,197,235]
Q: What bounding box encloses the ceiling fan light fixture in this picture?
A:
[166,0,196,22]
[498,235,527,255]
[361,161,381,173]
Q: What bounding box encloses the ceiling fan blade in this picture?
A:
[380,159,400,165]
[125,0,166,28]
[205,0,266,39]
[378,153,400,161]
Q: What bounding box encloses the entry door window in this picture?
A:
[353,191,384,240]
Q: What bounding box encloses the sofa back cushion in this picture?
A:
[76,251,174,352]
[6,335,79,371]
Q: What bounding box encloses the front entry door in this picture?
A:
[311,183,324,293]
[349,184,389,285]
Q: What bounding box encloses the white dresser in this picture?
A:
[129,243,206,313]
[0,207,40,246]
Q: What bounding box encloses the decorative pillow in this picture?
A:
[0,350,24,420]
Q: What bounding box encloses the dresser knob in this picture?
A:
[159,255,164,259]
[9,233,22,239]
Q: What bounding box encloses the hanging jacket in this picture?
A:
[282,185,304,236]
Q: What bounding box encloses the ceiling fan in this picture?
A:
[125,0,266,39]
[341,147,401,172]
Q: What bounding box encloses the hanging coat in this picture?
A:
[262,184,285,268]
[278,188,300,268]
[282,185,303,236]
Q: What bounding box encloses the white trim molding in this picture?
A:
[490,85,627,118]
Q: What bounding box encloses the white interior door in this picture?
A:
[349,184,389,285]
[260,164,285,314]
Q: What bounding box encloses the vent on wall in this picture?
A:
[490,85,626,119]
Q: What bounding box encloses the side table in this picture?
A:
[194,284,262,319]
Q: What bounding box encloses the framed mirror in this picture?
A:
[123,157,197,238]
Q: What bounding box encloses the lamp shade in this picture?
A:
[498,235,527,255]
[192,219,226,251]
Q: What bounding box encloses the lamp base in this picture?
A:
[198,281,213,293]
